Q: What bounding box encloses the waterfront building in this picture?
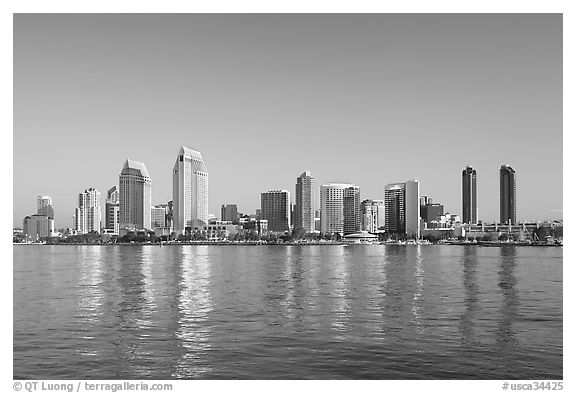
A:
[74,187,101,234]
[104,186,120,235]
[500,165,517,224]
[173,146,208,234]
[405,180,420,237]
[385,180,420,237]
[385,183,406,234]
[23,214,54,240]
[420,196,445,225]
[462,166,478,224]
[320,183,357,235]
[361,199,385,233]
[261,190,290,232]
[221,204,239,223]
[343,185,361,235]
[151,205,167,229]
[119,159,152,231]
[294,170,315,233]
[37,195,54,219]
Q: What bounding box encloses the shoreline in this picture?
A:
[13,242,562,247]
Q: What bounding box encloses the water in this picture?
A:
[13,244,562,379]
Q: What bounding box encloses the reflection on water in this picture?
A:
[411,245,424,335]
[459,246,479,348]
[174,246,213,378]
[13,245,562,380]
[497,247,519,346]
[331,246,351,338]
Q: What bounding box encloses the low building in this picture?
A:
[343,231,379,244]
[23,214,54,240]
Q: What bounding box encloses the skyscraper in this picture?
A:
[320,183,357,235]
[37,195,54,219]
[343,186,361,235]
[361,199,384,233]
[75,187,101,234]
[105,186,120,235]
[119,159,152,231]
[462,165,478,224]
[500,165,517,224]
[261,190,291,232]
[221,204,239,223]
[294,170,315,233]
[405,180,420,238]
[173,146,208,234]
[385,180,420,237]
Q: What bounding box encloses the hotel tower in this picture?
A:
[119,159,152,231]
[173,146,208,234]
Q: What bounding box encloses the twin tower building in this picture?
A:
[118,146,208,234]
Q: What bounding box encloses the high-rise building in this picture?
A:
[500,165,517,224]
[105,186,120,235]
[75,187,101,234]
[294,170,315,233]
[221,204,239,223]
[320,183,357,235]
[173,146,208,234]
[361,199,385,233]
[261,190,290,232]
[119,159,152,231]
[37,195,54,219]
[385,180,420,237]
[343,186,361,235]
[420,197,445,225]
[462,166,478,224]
[23,214,54,240]
[405,180,420,237]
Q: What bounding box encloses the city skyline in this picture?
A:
[14,14,562,227]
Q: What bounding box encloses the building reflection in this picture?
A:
[381,246,409,337]
[410,245,424,335]
[75,246,104,358]
[330,246,351,338]
[280,247,306,332]
[114,246,154,378]
[174,246,214,378]
[496,246,519,346]
[459,245,480,347]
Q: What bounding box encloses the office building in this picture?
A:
[221,204,239,223]
[75,187,101,234]
[320,183,357,235]
[261,190,290,232]
[462,166,478,224]
[420,196,445,225]
[173,146,208,234]
[385,180,420,237]
[361,199,385,233]
[119,159,152,231]
[294,170,315,233]
[500,165,517,224]
[343,186,361,235]
[37,195,54,219]
[23,214,54,240]
[105,186,120,235]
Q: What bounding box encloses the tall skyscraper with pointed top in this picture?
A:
[119,159,152,231]
[500,165,517,224]
[294,170,315,233]
[173,146,208,234]
[462,165,478,224]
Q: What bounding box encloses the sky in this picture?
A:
[13,13,563,229]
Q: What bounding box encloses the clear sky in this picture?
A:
[13,13,562,228]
